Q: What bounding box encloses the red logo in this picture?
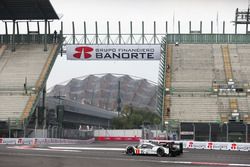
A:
[188,141,193,148]
[0,138,3,144]
[73,46,93,59]
[231,143,237,150]
[135,149,140,154]
[17,138,23,144]
[207,142,213,149]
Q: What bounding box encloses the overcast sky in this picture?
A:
[45,0,248,88]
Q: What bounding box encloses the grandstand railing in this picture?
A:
[0,34,54,44]
[64,33,164,45]
[157,38,167,129]
[166,34,250,44]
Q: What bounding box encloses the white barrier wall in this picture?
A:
[94,129,142,137]
[141,139,250,151]
[182,141,250,151]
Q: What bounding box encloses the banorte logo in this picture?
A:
[17,138,23,144]
[0,138,3,144]
[231,143,237,150]
[188,141,193,148]
[73,46,93,59]
[207,142,213,149]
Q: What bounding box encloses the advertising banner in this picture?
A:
[66,45,161,61]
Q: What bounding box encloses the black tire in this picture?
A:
[169,150,177,157]
[157,148,165,157]
[126,147,135,155]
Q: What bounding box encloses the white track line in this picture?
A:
[1,152,250,167]
[49,147,125,151]
[7,146,81,152]
[160,161,250,167]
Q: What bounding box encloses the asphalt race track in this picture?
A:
[0,142,249,167]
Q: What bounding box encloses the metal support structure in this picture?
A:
[107,21,110,45]
[35,108,38,137]
[209,123,212,141]
[223,21,225,34]
[246,123,248,143]
[72,21,75,44]
[44,19,48,51]
[5,22,8,35]
[23,119,26,137]
[234,8,250,34]
[8,118,11,138]
[118,21,121,44]
[178,21,180,34]
[16,22,19,35]
[27,22,29,34]
[192,123,195,140]
[154,21,156,44]
[178,123,181,140]
[37,21,40,34]
[130,21,133,44]
[189,21,191,34]
[200,21,202,34]
[60,21,63,57]
[226,123,229,142]
[235,8,238,34]
[12,20,16,52]
[95,21,98,44]
[84,21,87,44]
[142,21,144,44]
[116,81,121,117]
[211,21,213,34]
[48,21,51,34]
[43,86,46,131]
[247,8,250,33]
[166,21,168,34]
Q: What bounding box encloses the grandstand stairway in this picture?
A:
[164,45,173,120]
[221,45,233,81]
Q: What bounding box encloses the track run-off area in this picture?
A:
[0,142,250,167]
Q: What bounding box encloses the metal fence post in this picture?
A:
[193,123,195,141]
[209,123,212,141]
[246,123,248,143]
[8,118,11,138]
[226,123,229,142]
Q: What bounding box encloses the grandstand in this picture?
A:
[158,34,250,142]
[0,0,62,137]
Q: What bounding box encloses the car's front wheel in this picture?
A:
[157,148,165,157]
[126,147,135,155]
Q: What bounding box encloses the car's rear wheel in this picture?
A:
[157,148,165,157]
[126,147,135,155]
[169,149,177,157]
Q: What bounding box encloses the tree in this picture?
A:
[111,105,161,129]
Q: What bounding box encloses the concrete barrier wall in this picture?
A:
[0,138,95,145]
[140,139,250,152]
[182,141,250,151]
[94,129,142,138]
[96,136,140,142]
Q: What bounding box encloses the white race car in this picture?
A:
[125,142,169,157]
